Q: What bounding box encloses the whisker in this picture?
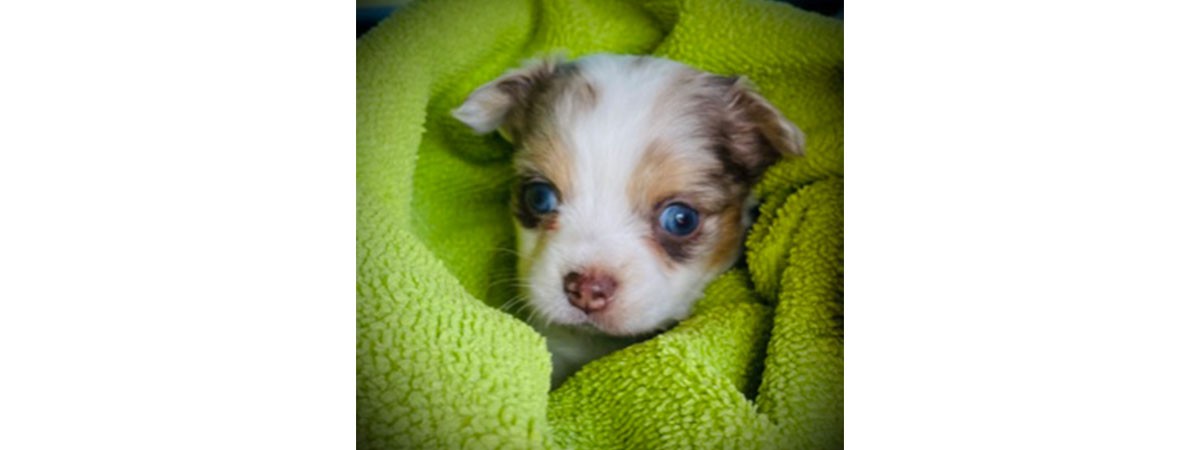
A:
[499,296,523,312]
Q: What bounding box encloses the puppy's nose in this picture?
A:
[563,271,617,313]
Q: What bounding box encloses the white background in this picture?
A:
[1,0,1198,448]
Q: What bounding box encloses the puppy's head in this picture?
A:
[454,54,804,336]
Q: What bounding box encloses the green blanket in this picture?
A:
[357,0,843,447]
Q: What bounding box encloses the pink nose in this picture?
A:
[563,271,617,313]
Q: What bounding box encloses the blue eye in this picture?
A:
[523,182,558,214]
[659,203,700,236]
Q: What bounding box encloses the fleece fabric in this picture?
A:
[357,0,843,447]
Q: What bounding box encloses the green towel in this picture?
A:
[357,0,842,447]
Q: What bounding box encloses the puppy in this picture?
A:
[453,54,805,387]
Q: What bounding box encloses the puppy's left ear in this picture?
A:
[721,76,806,177]
[452,58,558,141]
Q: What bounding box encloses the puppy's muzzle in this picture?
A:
[563,270,617,313]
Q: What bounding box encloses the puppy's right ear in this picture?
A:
[452,58,558,141]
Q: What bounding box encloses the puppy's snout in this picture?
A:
[563,270,617,313]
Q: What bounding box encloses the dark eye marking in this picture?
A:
[513,177,560,229]
[651,200,705,262]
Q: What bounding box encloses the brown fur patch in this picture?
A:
[628,137,740,266]
[502,61,604,232]
[515,133,574,200]
[625,67,801,272]
[511,133,573,230]
[504,62,599,226]
[503,62,600,142]
[625,139,722,214]
[706,205,746,270]
[489,59,558,141]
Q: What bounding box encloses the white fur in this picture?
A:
[511,56,734,385]
[458,55,761,386]
[516,56,713,335]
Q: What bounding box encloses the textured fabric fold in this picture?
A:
[357,0,842,447]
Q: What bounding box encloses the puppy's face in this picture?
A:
[454,55,804,336]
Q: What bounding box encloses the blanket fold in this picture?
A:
[357,0,843,447]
